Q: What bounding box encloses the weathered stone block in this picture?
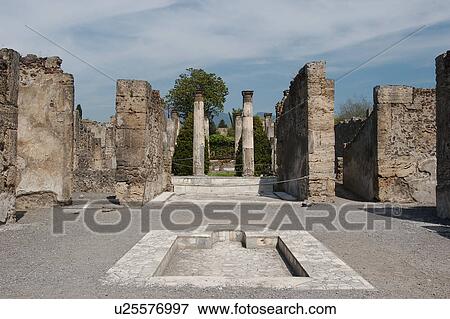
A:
[374,85,413,104]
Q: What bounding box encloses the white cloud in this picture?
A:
[1,0,449,120]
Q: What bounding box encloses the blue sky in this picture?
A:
[1,0,450,121]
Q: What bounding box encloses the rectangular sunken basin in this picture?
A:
[154,230,309,278]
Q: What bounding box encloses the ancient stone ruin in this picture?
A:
[241,91,255,176]
[16,55,74,210]
[73,113,116,193]
[192,90,206,176]
[0,49,19,223]
[114,80,166,203]
[233,111,242,154]
[344,85,436,203]
[263,112,276,173]
[1,46,449,223]
[163,110,180,190]
[276,61,335,201]
[436,52,450,219]
[334,118,365,181]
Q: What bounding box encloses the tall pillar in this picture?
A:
[234,111,243,154]
[436,51,450,219]
[242,90,254,176]
[193,90,205,176]
[204,116,210,157]
[264,113,275,174]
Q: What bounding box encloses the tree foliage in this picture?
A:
[209,134,234,160]
[76,104,82,118]
[165,68,228,119]
[172,113,209,176]
[335,97,371,123]
[235,117,272,176]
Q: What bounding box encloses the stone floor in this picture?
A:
[163,241,292,277]
[0,191,449,298]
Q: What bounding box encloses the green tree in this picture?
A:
[172,113,209,176]
[209,134,234,160]
[165,68,228,119]
[235,117,272,176]
[335,97,371,123]
[76,104,82,118]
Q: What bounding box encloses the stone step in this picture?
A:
[172,176,276,195]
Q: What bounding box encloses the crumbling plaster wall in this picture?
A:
[0,48,20,223]
[16,55,74,209]
[276,61,335,201]
[344,85,436,203]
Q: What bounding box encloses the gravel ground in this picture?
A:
[0,193,449,298]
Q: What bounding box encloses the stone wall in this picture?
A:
[0,48,20,223]
[73,112,116,193]
[334,118,365,181]
[344,85,436,203]
[436,52,450,219]
[276,61,335,201]
[343,112,377,200]
[16,55,74,210]
[114,80,165,203]
[143,90,166,201]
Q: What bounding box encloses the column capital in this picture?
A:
[242,90,254,102]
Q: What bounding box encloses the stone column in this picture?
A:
[193,90,205,175]
[242,90,255,176]
[0,48,19,223]
[264,113,275,174]
[234,111,243,154]
[204,116,210,158]
[264,113,274,137]
[436,51,450,219]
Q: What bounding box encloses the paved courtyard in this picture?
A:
[0,191,449,298]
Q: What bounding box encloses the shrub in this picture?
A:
[209,134,235,160]
[172,113,209,175]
